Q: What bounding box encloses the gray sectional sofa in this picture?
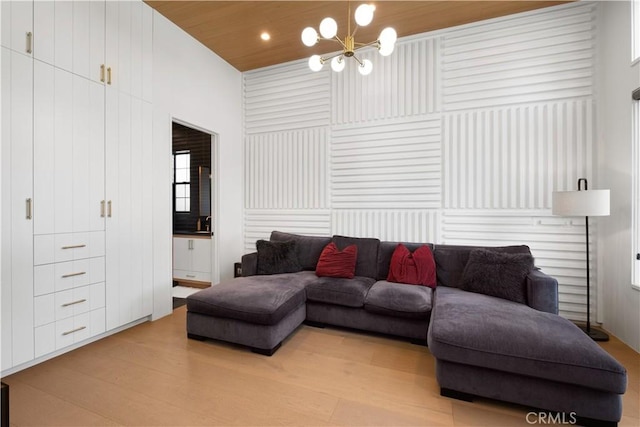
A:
[186,231,627,426]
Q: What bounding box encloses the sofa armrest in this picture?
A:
[241,252,258,277]
[526,269,559,314]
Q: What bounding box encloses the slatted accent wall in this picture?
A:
[244,210,331,252]
[442,2,596,111]
[332,115,441,209]
[243,2,599,321]
[244,61,330,134]
[332,210,439,243]
[245,128,328,209]
[331,37,441,125]
[443,99,594,209]
[441,210,595,320]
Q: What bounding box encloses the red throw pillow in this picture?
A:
[315,242,358,279]
[387,244,436,288]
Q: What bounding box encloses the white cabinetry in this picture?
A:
[1,47,34,370]
[173,236,212,285]
[105,1,153,330]
[1,0,153,374]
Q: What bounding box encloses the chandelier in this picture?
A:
[300,3,397,75]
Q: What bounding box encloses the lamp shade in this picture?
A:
[552,189,610,217]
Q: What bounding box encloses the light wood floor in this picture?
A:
[3,306,639,426]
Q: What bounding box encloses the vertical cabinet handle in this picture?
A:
[106,67,112,85]
[26,198,32,220]
[100,65,105,83]
[26,32,32,54]
[100,200,105,218]
[107,200,112,217]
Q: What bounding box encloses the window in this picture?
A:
[174,150,191,212]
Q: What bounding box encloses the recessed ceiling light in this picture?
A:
[261,32,271,41]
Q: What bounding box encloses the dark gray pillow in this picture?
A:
[459,249,534,304]
[256,239,302,275]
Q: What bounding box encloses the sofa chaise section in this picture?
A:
[186,271,317,355]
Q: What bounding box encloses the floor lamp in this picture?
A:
[552,178,610,341]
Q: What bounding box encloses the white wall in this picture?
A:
[598,1,640,351]
[243,2,600,322]
[152,12,243,319]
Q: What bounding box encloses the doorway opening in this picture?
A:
[171,121,218,307]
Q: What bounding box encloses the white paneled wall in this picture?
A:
[245,128,328,209]
[244,210,331,252]
[243,2,599,321]
[443,99,594,209]
[332,210,439,243]
[442,3,595,110]
[332,115,441,209]
[244,63,330,134]
[331,37,440,124]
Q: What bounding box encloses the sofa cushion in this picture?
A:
[387,244,436,288]
[256,239,302,275]
[186,271,317,325]
[428,287,627,394]
[364,280,433,319]
[315,242,358,279]
[433,244,531,288]
[270,231,331,271]
[459,249,533,304]
[305,276,376,308]
[377,241,434,281]
[332,235,380,279]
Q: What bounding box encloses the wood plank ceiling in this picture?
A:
[145,1,573,72]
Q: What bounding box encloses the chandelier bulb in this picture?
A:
[309,55,324,72]
[358,59,373,76]
[378,42,395,57]
[379,27,397,46]
[301,27,318,46]
[354,4,375,27]
[331,56,346,72]
[319,17,338,39]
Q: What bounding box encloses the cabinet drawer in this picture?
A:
[34,307,106,358]
[34,282,105,326]
[34,231,105,265]
[173,269,211,283]
[34,257,105,296]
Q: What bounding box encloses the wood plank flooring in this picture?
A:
[3,306,639,426]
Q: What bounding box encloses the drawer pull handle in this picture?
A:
[186,274,196,278]
[61,299,87,307]
[62,326,86,336]
[62,244,86,250]
[62,272,86,278]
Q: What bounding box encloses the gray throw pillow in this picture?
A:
[256,239,302,275]
[459,249,534,304]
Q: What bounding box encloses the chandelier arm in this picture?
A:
[333,36,348,50]
[351,25,360,39]
[353,40,380,49]
[321,51,344,62]
[351,54,364,66]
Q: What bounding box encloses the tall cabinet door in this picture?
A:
[34,1,105,82]
[105,93,153,329]
[1,47,34,370]
[33,63,105,236]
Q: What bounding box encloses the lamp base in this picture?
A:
[579,325,610,342]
